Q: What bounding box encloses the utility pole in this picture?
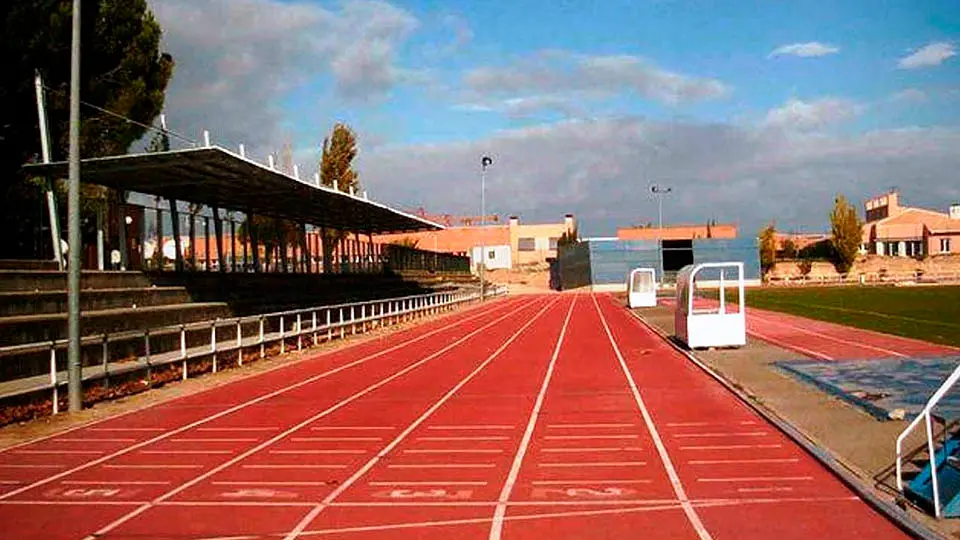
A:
[479,156,492,301]
[67,0,83,412]
[651,184,672,285]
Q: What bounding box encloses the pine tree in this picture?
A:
[318,123,360,272]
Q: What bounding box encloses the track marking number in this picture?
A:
[220,488,298,499]
[373,489,473,500]
[531,486,635,498]
[44,487,138,499]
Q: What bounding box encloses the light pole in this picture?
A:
[651,184,672,285]
[479,155,492,301]
[67,0,83,412]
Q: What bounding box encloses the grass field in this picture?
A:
[709,285,960,348]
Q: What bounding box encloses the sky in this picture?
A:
[148,0,960,236]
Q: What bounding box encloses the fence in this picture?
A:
[0,286,507,412]
[766,271,960,287]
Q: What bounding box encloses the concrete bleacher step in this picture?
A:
[0,270,153,292]
[0,260,60,271]
[0,286,192,317]
[0,302,231,346]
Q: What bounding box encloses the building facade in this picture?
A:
[617,223,737,241]
[861,192,960,258]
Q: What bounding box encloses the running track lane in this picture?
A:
[0,295,538,539]
[596,294,909,539]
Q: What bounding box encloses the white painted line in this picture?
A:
[13,450,105,455]
[58,438,137,442]
[0,480,22,484]
[79,297,543,540]
[531,479,652,485]
[758,315,908,358]
[369,481,488,486]
[544,435,639,440]
[737,487,795,493]
[538,461,647,468]
[740,421,758,425]
[673,432,768,438]
[309,427,396,431]
[1,298,520,504]
[681,444,782,451]
[403,449,503,454]
[169,438,258,443]
[197,427,279,432]
[416,436,509,441]
[591,294,712,540]
[293,437,382,442]
[542,447,642,453]
[490,296,577,540]
[269,450,366,455]
[748,329,834,360]
[280,297,560,540]
[546,423,636,429]
[387,464,496,469]
[104,464,204,469]
[62,481,172,485]
[242,465,347,469]
[139,450,234,455]
[0,464,65,469]
[428,425,515,430]
[697,476,813,483]
[212,482,333,487]
[666,422,709,427]
[688,459,799,465]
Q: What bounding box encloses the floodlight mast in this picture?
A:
[479,155,493,301]
[651,185,672,285]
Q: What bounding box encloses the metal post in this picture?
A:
[34,70,64,270]
[213,206,224,273]
[237,319,243,366]
[50,346,59,415]
[169,198,183,272]
[66,0,82,412]
[651,185,672,285]
[479,156,492,301]
[181,325,187,380]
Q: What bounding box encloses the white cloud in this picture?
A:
[898,41,957,69]
[358,118,960,236]
[768,42,840,58]
[149,0,418,154]
[763,97,864,130]
[463,52,730,108]
[889,88,928,103]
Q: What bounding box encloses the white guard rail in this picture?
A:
[0,285,507,414]
[895,362,960,518]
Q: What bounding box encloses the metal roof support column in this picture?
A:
[300,222,310,273]
[230,218,237,272]
[249,209,261,273]
[204,216,211,271]
[212,206,224,273]
[354,232,361,273]
[117,193,128,270]
[168,198,184,272]
[243,215,249,272]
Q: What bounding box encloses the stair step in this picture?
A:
[0,270,153,292]
[0,260,60,271]
[0,287,191,317]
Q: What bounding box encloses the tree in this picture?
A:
[1,0,174,258]
[318,123,360,272]
[782,238,798,259]
[759,223,777,278]
[797,258,813,278]
[390,237,419,249]
[557,227,579,249]
[829,194,863,274]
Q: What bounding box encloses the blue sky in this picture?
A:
[154,0,959,235]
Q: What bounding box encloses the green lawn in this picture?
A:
[709,286,960,348]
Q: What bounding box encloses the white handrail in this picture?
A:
[895,361,960,518]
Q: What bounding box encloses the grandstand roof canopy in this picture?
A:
[22,147,442,234]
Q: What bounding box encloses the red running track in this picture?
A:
[0,293,912,539]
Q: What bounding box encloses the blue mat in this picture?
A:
[776,356,960,421]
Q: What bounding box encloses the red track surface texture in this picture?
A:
[0,294,910,539]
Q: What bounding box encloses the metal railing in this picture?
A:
[0,285,507,413]
[767,271,960,286]
[896,362,960,517]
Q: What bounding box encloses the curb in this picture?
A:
[626,308,945,540]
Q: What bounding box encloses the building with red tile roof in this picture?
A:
[861,192,960,257]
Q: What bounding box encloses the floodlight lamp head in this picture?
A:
[481,156,493,168]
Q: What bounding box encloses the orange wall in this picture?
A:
[617,224,737,241]
[374,226,510,254]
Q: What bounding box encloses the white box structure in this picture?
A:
[674,262,746,349]
[627,267,657,308]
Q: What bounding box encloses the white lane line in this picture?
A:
[369,481,488,486]
[748,329,834,361]
[63,480,172,486]
[756,315,908,358]
[688,459,799,465]
[428,425,515,430]
[1,297,519,503]
[139,450,234,455]
[538,461,646,468]
[0,464,65,469]
[197,427,279,432]
[13,450,105,455]
[212,482,333,487]
[673,432,768,438]
[81,298,543,540]
[681,444,782,451]
[531,480,652,485]
[541,447,642,453]
[285,298,562,540]
[738,487,795,493]
[104,464,203,469]
[490,296,577,540]
[0,481,22,484]
[416,437,509,441]
[57,438,137,443]
[242,465,348,469]
[169,438,258,443]
[666,422,709,427]
[403,449,503,454]
[309,427,396,431]
[387,464,497,469]
[592,294,713,540]
[544,435,639,440]
[546,423,636,429]
[293,437,382,442]
[269,450,366,455]
[697,476,813,483]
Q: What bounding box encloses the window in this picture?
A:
[549,237,559,250]
[886,242,899,256]
[518,237,535,251]
[488,250,496,260]
[942,238,952,253]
